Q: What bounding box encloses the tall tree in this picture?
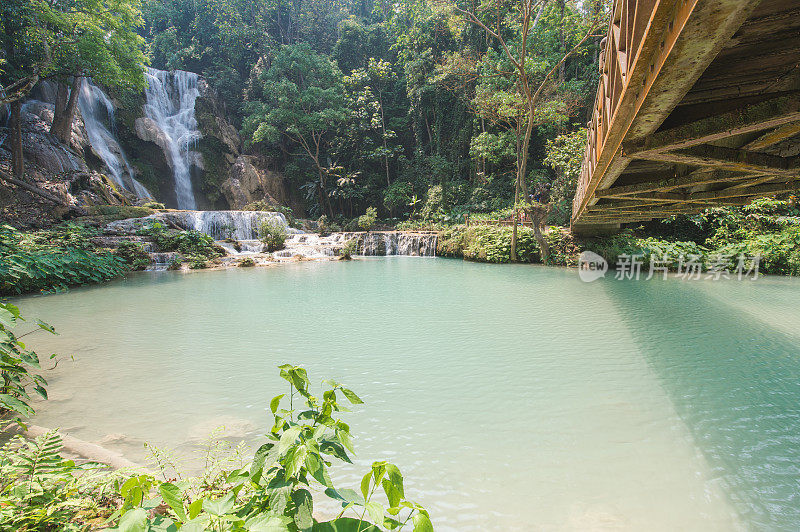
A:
[454,0,603,261]
[243,43,349,218]
[44,0,147,143]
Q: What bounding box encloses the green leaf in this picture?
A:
[188,498,203,519]
[360,472,372,500]
[252,442,276,477]
[336,429,355,454]
[278,425,302,454]
[412,512,434,532]
[292,488,314,531]
[269,486,291,515]
[365,501,384,525]
[270,394,285,413]
[312,518,381,532]
[115,508,148,532]
[0,394,34,417]
[202,492,235,516]
[159,482,187,521]
[245,513,293,532]
[340,387,363,404]
[382,478,402,508]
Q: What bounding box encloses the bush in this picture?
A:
[258,217,287,252]
[142,201,166,209]
[358,206,378,232]
[138,223,224,260]
[114,240,151,271]
[0,302,54,423]
[436,225,539,263]
[0,225,128,295]
[239,257,255,267]
[340,238,357,259]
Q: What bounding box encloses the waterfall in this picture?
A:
[77,81,152,199]
[185,210,288,240]
[356,232,437,257]
[143,68,201,210]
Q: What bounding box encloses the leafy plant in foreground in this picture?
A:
[0,302,55,424]
[110,364,433,531]
[0,431,111,530]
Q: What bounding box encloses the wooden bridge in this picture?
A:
[571,0,800,232]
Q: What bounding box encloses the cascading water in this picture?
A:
[77,81,152,199]
[143,68,201,210]
[187,211,289,240]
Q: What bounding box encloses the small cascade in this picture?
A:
[143,68,201,209]
[356,232,437,257]
[146,252,179,271]
[77,80,152,199]
[186,211,288,240]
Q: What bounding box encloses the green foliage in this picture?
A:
[239,258,256,267]
[436,225,539,263]
[142,201,166,210]
[543,129,586,225]
[102,365,432,531]
[340,238,358,260]
[113,240,150,271]
[0,302,54,425]
[87,205,155,221]
[259,218,288,252]
[0,430,112,530]
[358,207,378,232]
[137,223,224,260]
[0,225,128,295]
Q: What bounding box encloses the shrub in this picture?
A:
[0,302,54,424]
[142,201,166,209]
[259,217,288,252]
[114,240,151,271]
[138,223,224,260]
[436,225,539,263]
[340,238,357,259]
[0,431,112,530]
[0,225,128,295]
[239,257,256,267]
[187,255,209,269]
[104,365,432,531]
[358,206,378,232]
[317,215,331,236]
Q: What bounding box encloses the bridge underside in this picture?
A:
[573,0,800,228]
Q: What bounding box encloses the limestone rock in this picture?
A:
[221,155,287,209]
[133,117,172,167]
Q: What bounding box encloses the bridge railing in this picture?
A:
[573,0,659,223]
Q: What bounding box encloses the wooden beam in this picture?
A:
[743,121,800,150]
[625,94,800,155]
[690,181,799,201]
[594,168,749,197]
[635,145,798,176]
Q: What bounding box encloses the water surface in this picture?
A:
[15,259,800,530]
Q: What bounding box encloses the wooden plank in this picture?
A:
[594,168,748,197]
[635,145,797,176]
[743,121,800,150]
[625,94,800,155]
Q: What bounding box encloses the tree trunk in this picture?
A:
[10,100,24,178]
[50,76,82,144]
[511,175,520,262]
[53,82,68,124]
